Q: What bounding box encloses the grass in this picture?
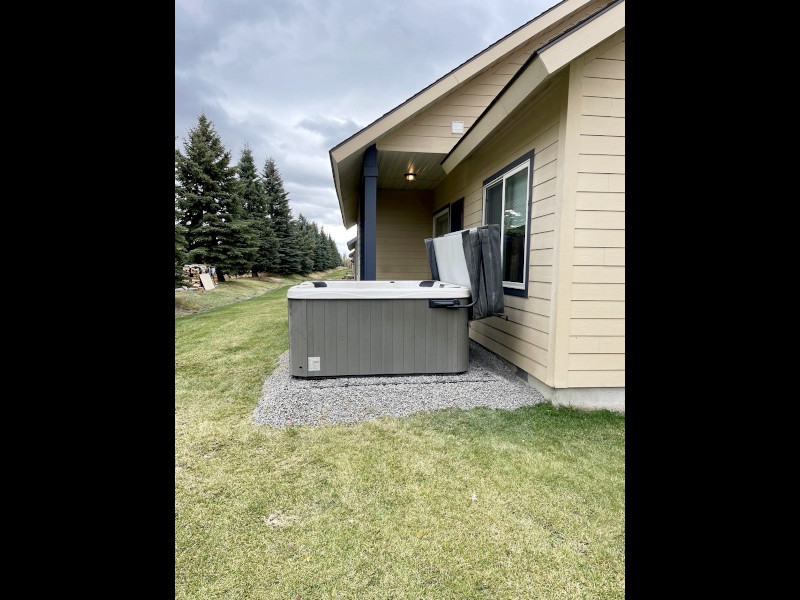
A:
[175,270,625,599]
[175,267,351,316]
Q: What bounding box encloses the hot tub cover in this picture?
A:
[425,224,504,320]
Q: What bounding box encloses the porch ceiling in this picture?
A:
[333,149,446,228]
[377,150,446,191]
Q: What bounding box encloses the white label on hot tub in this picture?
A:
[308,357,321,371]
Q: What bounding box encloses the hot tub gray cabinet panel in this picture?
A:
[288,298,469,377]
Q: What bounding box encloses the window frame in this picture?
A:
[432,204,450,238]
[481,149,534,297]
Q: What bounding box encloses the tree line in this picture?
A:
[175,113,342,286]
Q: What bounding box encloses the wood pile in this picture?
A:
[182,264,218,290]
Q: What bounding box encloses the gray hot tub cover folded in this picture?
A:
[425,224,504,321]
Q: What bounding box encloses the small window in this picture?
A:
[482,152,533,294]
[433,205,450,238]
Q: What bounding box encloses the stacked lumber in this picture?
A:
[182,264,218,290]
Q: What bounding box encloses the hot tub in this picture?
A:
[287,280,471,377]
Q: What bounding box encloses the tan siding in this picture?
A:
[575,192,625,211]
[580,97,625,118]
[531,230,555,250]
[530,282,552,300]
[573,248,625,265]
[531,248,553,266]
[574,229,624,247]
[470,321,549,365]
[532,196,556,219]
[572,266,625,283]
[582,58,625,79]
[568,353,625,370]
[432,70,568,385]
[567,370,624,386]
[531,214,556,234]
[599,41,625,60]
[469,327,547,382]
[577,172,625,192]
[562,28,625,388]
[579,115,625,136]
[379,0,611,155]
[533,176,558,202]
[581,77,625,98]
[574,210,624,229]
[569,319,624,336]
[569,335,625,353]
[577,154,625,174]
[570,300,625,318]
[578,134,625,155]
[572,283,624,300]
[375,190,433,280]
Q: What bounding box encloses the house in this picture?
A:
[329,0,625,411]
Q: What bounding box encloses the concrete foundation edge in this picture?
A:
[481,345,625,413]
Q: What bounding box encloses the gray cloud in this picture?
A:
[296,116,362,151]
[176,0,560,257]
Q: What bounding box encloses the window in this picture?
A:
[433,205,450,238]
[482,151,533,295]
[433,199,464,238]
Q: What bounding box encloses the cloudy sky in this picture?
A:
[175,0,560,257]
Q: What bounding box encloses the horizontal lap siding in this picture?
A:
[434,70,569,381]
[568,28,625,388]
[379,0,611,155]
[376,190,433,280]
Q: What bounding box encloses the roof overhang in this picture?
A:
[442,0,624,174]
[329,0,600,229]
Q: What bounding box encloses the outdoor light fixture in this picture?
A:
[404,172,417,182]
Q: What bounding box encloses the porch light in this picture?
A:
[404,172,417,182]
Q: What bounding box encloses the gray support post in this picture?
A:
[362,144,378,280]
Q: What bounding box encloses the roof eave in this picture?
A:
[329,151,356,229]
[441,0,625,174]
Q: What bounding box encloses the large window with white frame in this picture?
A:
[482,151,533,295]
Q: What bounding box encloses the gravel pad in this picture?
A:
[253,340,545,427]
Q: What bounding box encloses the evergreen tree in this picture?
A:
[175,206,188,286]
[327,232,342,268]
[312,223,327,271]
[294,215,316,275]
[175,113,241,281]
[263,157,302,275]
[175,154,189,286]
[215,216,260,277]
[255,219,279,275]
[235,144,268,277]
[237,144,267,220]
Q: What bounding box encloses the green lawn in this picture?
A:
[175,267,350,316]
[175,271,625,599]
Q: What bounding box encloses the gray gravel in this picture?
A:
[253,340,545,427]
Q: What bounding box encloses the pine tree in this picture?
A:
[313,224,328,271]
[175,155,189,286]
[175,206,188,286]
[263,157,302,275]
[235,145,268,277]
[294,215,316,275]
[255,219,279,275]
[175,113,241,281]
[215,215,260,277]
[327,232,342,268]
[238,144,267,220]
